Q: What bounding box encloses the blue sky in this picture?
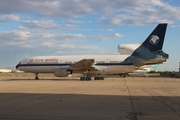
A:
[0,0,180,71]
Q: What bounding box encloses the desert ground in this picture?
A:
[0,73,180,120]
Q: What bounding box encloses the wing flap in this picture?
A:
[70,59,97,71]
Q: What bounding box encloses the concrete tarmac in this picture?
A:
[0,77,180,120]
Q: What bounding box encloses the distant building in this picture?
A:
[0,69,12,73]
[16,70,24,73]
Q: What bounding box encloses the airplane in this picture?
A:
[129,64,158,77]
[118,43,159,76]
[116,64,158,77]
[135,64,158,73]
[118,43,141,55]
[16,23,169,80]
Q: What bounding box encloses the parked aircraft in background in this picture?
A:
[16,23,169,80]
[135,64,158,73]
[131,64,158,77]
[118,43,159,77]
[118,64,158,77]
[118,43,141,55]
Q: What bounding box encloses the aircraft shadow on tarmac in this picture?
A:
[0,93,180,120]
[2,76,132,81]
[2,78,81,81]
[3,76,180,83]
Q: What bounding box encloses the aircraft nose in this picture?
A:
[16,62,21,69]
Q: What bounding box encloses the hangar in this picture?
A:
[0,69,11,73]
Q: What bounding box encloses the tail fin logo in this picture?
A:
[149,35,159,45]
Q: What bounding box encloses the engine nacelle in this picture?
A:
[54,68,70,77]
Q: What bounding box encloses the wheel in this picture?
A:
[100,77,104,80]
[80,77,84,81]
[87,77,91,80]
[94,77,99,80]
[80,77,91,81]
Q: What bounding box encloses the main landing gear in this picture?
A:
[80,76,104,81]
[35,73,39,80]
[94,76,104,80]
[119,73,127,78]
[80,77,91,81]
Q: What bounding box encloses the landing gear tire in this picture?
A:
[119,74,126,78]
[80,77,91,81]
[122,74,126,78]
[94,77,99,80]
[94,77,104,80]
[80,77,84,81]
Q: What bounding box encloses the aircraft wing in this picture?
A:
[70,59,97,71]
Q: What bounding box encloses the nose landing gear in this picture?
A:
[35,73,39,80]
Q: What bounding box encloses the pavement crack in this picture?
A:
[124,80,137,120]
[145,89,180,117]
[126,112,146,120]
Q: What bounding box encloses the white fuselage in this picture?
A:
[118,43,141,55]
[17,55,137,75]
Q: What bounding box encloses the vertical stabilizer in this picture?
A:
[123,23,168,65]
[141,23,167,52]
